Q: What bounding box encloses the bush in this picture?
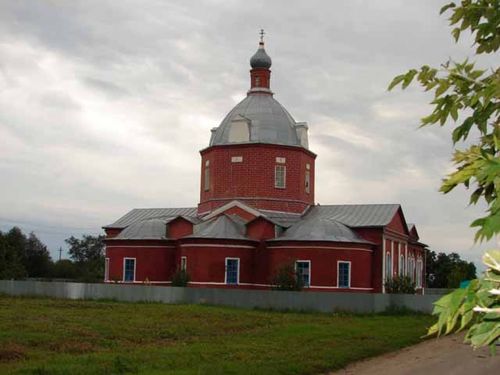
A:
[271,261,303,291]
[171,269,190,287]
[50,260,80,280]
[385,276,416,294]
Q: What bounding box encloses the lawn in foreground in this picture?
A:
[0,295,433,375]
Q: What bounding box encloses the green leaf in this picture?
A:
[436,80,451,97]
[483,250,500,272]
[388,74,406,91]
[440,2,456,15]
[402,70,418,89]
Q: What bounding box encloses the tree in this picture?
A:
[65,234,105,282]
[50,259,80,280]
[170,268,190,287]
[24,232,52,278]
[425,249,476,288]
[384,276,416,294]
[0,230,26,279]
[389,0,499,351]
[271,261,304,291]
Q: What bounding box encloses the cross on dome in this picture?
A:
[250,30,272,69]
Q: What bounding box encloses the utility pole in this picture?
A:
[58,247,62,261]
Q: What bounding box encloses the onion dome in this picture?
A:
[250,29,272,68]
[250,42,272,68]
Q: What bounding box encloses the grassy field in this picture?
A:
[0,295,433,375]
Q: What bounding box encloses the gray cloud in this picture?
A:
[0,0,495,269]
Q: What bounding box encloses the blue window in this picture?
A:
[123,258,135,282]
[338,262,350,288]
[296,261,310,287]
[225,258,239,285]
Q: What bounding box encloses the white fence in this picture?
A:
[0,280,439,314]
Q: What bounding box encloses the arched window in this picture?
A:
[385,252,392,279]
[305,170,310,194]
[204,160,210,191]
[416,259,422,288]
[409,257,415,283]
[399,253,405,276]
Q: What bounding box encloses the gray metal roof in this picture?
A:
[115,218,168,240]
[188,215,248,240]
[105,203,405,243]
[105,207,198,228]
[273,217,370,244]
[259,210,303,228]
[209,94,303,148]
[309,204,401,227]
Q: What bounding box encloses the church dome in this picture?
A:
[207,32,309,149]
[209,94,302,147]
[250,43,272,69]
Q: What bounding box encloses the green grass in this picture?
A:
[0,295,433,375]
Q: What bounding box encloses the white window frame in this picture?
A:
[224,257,240,285]
[204,161,210,192]
[104,257,110,282]
[399,252,405,276]
[416,259,423,288]
[181,256,187,271]
[295,260,311,287]
[123,257,136,282]
[275,165,286,189]
[305,170,311,194]
[409,256,415,283]
[404,243,408,276]
[385,251,392,279]
[391,241,394,277]
[337,261,351,288]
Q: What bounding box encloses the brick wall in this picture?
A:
[198,143,316,214]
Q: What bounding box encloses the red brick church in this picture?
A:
[104,35,426,293]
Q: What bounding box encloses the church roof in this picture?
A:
[259,209,303,228]
[106,203,405,242]
[270,217,371,244]
[188,214,248,240]
[209,94,302,148]
[115,218,168,240]
[309,204,401,227]
[104,207,198,228]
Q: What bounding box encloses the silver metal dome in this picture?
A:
[209,94,305,147]
[250,44,272,69]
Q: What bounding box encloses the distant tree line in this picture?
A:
[425,249,476,288]
[0,227,105,282]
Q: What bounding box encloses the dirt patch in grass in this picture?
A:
[0,343,27,363]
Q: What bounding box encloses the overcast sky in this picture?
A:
[0,0,496,269]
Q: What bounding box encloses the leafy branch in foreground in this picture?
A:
[388,0,499,350]
[388,1,499,242]
[427,250,500,351]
